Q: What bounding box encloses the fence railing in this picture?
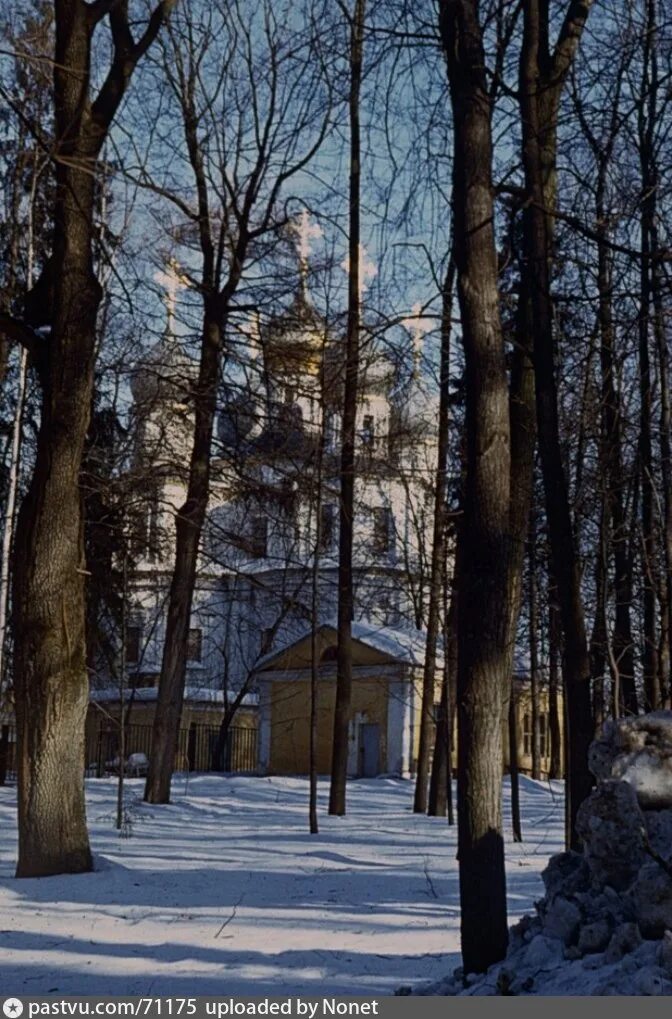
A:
[0,722,257,785]
[0,724,16,784]
[87,722,258,777]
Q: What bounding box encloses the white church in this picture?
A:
[90,218,443,778]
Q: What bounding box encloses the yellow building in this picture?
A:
[254,624,563,779]
[255,622,442,777]
[85,686,258,775]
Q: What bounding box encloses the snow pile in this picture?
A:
[414,712,672,996]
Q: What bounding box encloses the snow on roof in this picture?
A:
[90,686,258,707]
[255,619,443,671]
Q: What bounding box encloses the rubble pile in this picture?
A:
[418,712,672,996]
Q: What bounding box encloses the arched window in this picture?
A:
[320,644,338,663]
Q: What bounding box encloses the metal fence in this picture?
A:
[87,722,257,777]
[0,724,16,784]
[0,722,257,785]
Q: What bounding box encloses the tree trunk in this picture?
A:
[548,589,562,780]
[508,686,522,843]
[12,1,103,880]
[519,0,595,849]
[529,516,541,781]
[146,307,222,803]
[637,0,660,711]
[9,0,170,879]
[595,165,638,716]
[415,257,454,814]
[653,243,672,707]
[329,0,365,817]
[439,0,511,974]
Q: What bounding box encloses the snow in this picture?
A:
[90,687,259,706]
[256,621,444,671]
[0,774,563,997]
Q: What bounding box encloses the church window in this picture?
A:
[125,625,142,665]
[250,515,268,558]
[319,504,336,552]
[187,627,202,663]
[372,506,393,554]
[361,414,375,449]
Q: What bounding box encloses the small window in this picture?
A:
[523,712,531,757]
[261,628,274,654]
[319,504,336,552]
[125,626,141,666]
[388,405,402,464]
[539,712,548,759]
[361,414,375,449]
[187,628,202,663]
[250,516,268,558]
[372,506,393,554]
[325,412,340,451]
[320,644,338,663]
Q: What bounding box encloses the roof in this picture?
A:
[255,620,443,673]
[90,686,259,708]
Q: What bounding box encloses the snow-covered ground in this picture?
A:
[0,774,564,996]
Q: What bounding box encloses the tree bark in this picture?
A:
[439,0,511,974]
[519,0,595,849]
[145,304,223,803]
[529,514,541,781]
[329,0,365,817]
[637,0,660,712]
[508,686,522,842]
[415,257,454,814]
[11,0,170,876]
[548,588,562,779]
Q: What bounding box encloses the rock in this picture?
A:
[658,931,672,976]
[576,780,646,890]
[563,945,581,961]
[578,920,611,956]
[524,934,563,969]
[603,922,642,964]
[541,896,582,945]
[644,809,672,863]
[590,712,672,808]
[636,968,667,995]
[581,953,604,970]
[627,862,672,938]
[542,851,589,901]
[509,912,539,948]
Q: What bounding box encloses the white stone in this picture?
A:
[590,712,672,808]
[576,780,646,890]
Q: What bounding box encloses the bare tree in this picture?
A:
[439,0,512,974]
[143,0,332,803]
[1,0,172,877]
[329,0,366,817]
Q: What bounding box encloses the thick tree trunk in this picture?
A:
[9,0,169,879]
[12,0,102,880]
[440,0,511,974]
[415,257,454,814]
[146,308,222,803]
[329,0,365,817]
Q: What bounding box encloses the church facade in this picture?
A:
[88,263,444,777]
